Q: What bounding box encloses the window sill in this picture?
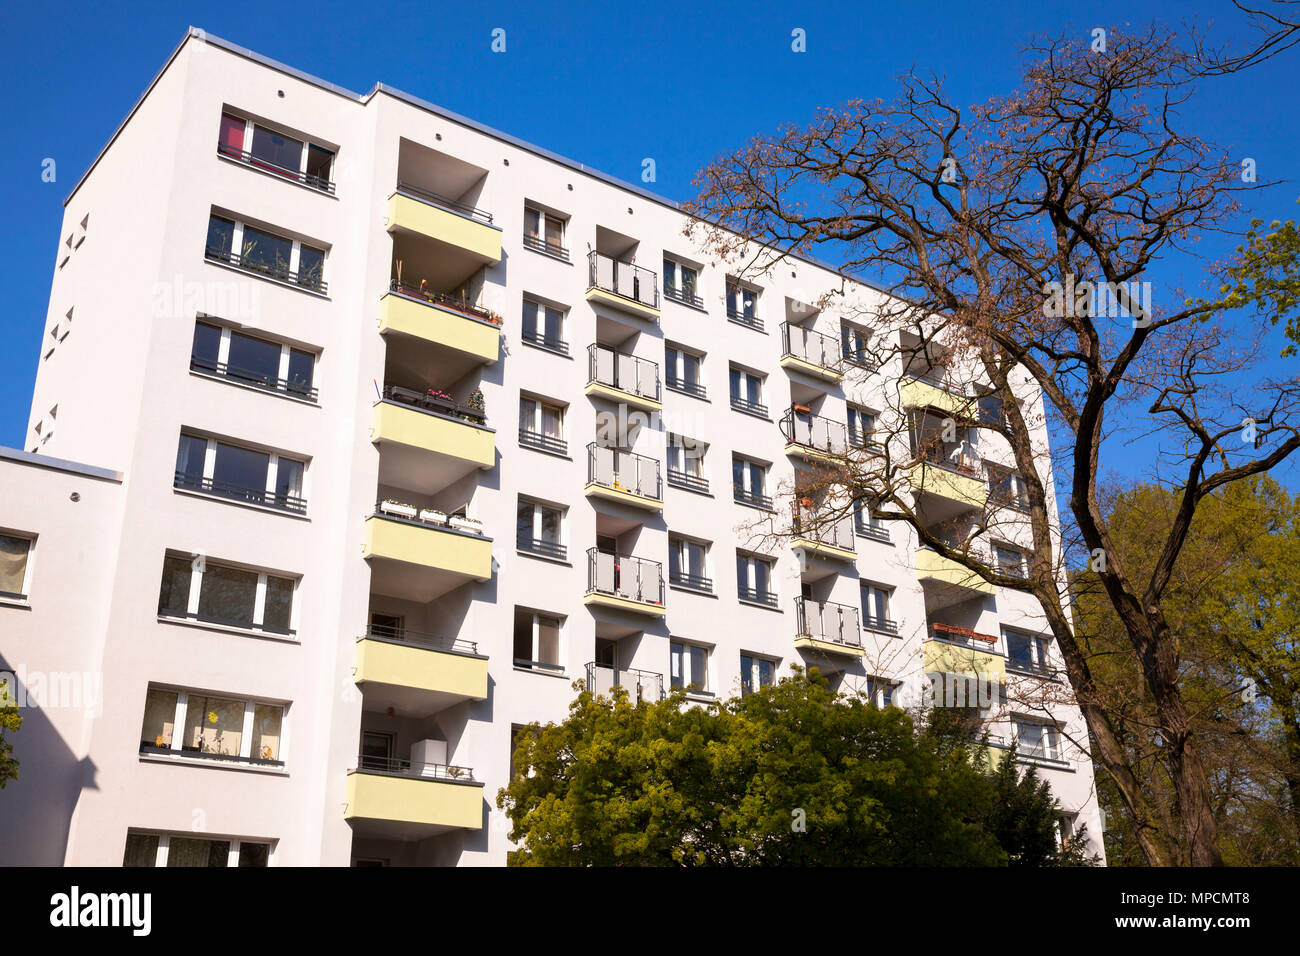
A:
[1015,754,1074,772]
[664,295,709,314]
[189,369,321,407]
[202,256,331,300]
[515,549,572,567]
[0,596,31,611]
[669,583,717,598]
[517,439,572,461]
[665,384,709,402]
[173,486,311,520]
[737,596,782,612]
[727,316,766,334]
[733,497,776,514]
[513,665,569,680]
[139,751,290,776]
[522,243,573,266]
[729,404,771,422]
[216,149,338,200]
[157,614,301,645]
[520,338,573,359]
[682,690,716,702]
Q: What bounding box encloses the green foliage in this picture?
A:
[498,670,1093,866]
[0,684,21,789]
[1210,198,1300,355]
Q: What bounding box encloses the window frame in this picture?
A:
[516,497,567,561]
[736,551,777,606]
[668,534,712,592]
[204,212,328,294]
[740,652,777,696]
[138,683,288,767]
[518,395,568,455]
[0,532,35,603]
[124,830,274,867]
[191,320,318,402]
[513,609,565,673]
[670,640,711,693]
[217,111,335,194]
[174,432,308,514]
[157,552,298,636]
[523,205,569,260]
[521,296,569,354]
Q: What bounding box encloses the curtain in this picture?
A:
[0,535,30,594]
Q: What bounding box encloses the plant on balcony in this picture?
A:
[380,499,417,518]
[419,508,447,525]
[465,388,486,414]
[449,515,483,534]
[426,387,454,404]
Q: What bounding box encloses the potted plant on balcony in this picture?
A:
[380,499,417,518]
[463,388,486,422]
[449,514,483,534]
[419,507,447,525]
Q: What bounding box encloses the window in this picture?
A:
[205,213,327,293]
[124,831,272,867]
[191,321,316,399]
[736,553,776,606]
[666,435,709,493]
[665,345,706,398]
[370,612,404,640]
[522,297,568,354]
[841,322,874,367]
[989,468,1029,511]
[217,112,335,193]
[139,684,285,765]
[1014,720,1062,762]
[726,282,760,329]
[847,405,875,448]
[669,535,711,592]
[523,206,568,259]
[732,456,771,509]
[663,259,702,307]
[158,553,296,634]
[517,499,566,560]
[995,544,1030,579]
[519,396,566,455]
[740,654,776,696]
[0,533,33,600]
[864,677,895,708]
[729,366,766,415]
[1007,631,1052,675]
[513,609,563,672]
[670,641,710,692]
[860,582,896,633]
[174,433,307,513]
[853,501,890,542]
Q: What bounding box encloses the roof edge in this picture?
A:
[0,446,123,482]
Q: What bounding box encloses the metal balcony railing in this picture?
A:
[792,507,856,552]
[738,585,779,607]
[781,322,843,373]
[354,753,476,781]
[794,596,863,648]
[521,326,569,354]
[588,251,659,311]
[516,532,567,561]
[388,279,502,326]
[780,407,849,456]
[664,280,703,308]
[586,549,665,606]
[395,181,494,224]
[730,393,769,417]
[519,427,567,455]
[1007,656,1057,677]
[382,384,487,427]
[523,231,570,261]
[585,663,664,702]
[733,485,774,510]
[216,142,336,194]
[587,344,660,402]
[587,444,662,500]
[205,245,327,294]
[669,567,713,593]
[173,471,307,514]
[666,374,707,398]
[667,468,710,494]
[359,626,478,656]
[190,354,318,401]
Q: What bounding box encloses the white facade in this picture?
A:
[0,29,1103,866]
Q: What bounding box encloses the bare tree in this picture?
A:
[685,26,1300,866]
[1195,1,1300,74]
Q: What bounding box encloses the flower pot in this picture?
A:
[420,509,447,525]
[381,500,417,518]
[449,516,482,534]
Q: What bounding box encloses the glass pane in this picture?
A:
[1007,633,1032,667]
[539,508,560,544]
[226,331,281,386]
[732,458,745,491]
[729,368,741,399]
[239,226,293,280]
[287,349,314,394]
[184,696,245,756]
[522,300,538,338]
[537,617,560,665]
[544,216,563,245]
[250,126,303,172]
[238,842,270,867]
[212,443,269,498]
[167,837,230,867]
[759,659,772,685]
[0,534,30,595]
[524,208,540,238]
[305,144,333,182]
[689,646,707,690]
[174,434,208,482]
[250,704,282,761]
[218,114,245,154]
[206,216,234,258]
[753,561,769,596]
[191,322,221,372]
[544,308,563,341]
[198,564,258,627]
[157,556,193,616]
[516,502,534,543]
[296,244,325,289]
[275,458,304,503]
[123,833,160,867]
[542,406,562,438]
[263,576,294,632]
[140,687,179,749]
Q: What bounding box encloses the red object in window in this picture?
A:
[219,113,245,156]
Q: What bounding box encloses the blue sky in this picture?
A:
[1,0,1296,487]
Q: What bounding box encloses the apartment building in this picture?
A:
[0,28,1104,866]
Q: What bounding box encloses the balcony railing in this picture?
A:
[190,354,318,401]
[863,613,899,635]
[395,180,494,224]
[666,375,707,399]
[587,444,662,500]
[795,596,863,649]
[733,485,774,510]
[173,472,307,514]
[667,468,710,494]
[588,344,661,402]
[522,231,570,261]
[781,322,843,374]
[730,393,769,417]
[727,305,763,331]
[521,327,569,354]
[383,384,487,427]
[1007,656,1057,678]
[585,663,664,702]
[588,251,659,311]
[928,623,1000,648]
[388,279,503,326]
[517,533,567,561]
[664,281,703,308]
[989,489,1031,513]
[781,408,849,456]
[361,626,478,656]
[216,142,336,194]
[519,427,567,455]
[669,568,713,593]
[586,549,664,606]
[738,586,779,607]
[854,513,891,543]
[205,245,327,294]
[355,753,476,781]
[792,507,855,552]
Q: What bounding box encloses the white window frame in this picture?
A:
[195,321,315,395]
[847,405,875,446]
[665,345,705,392]
[521,297,567,350]
[732,456,767,498]
[667,435,706,478]
[726,281,759,320]
[740,653,777,695]
[736,552,774,600]
[142,684,290,765]
[668,535,710,587]
[223,113,333,184]
[520,396,565,441]
[160,552,298,634]
[211,214,327,289]
[729,365,763,407]
[861,582,893,629]
[670,640,711,693]
[514,611,564,672]
[1006,630,1051,671]
[0,532,35,602]
[128,830,275,867]
[523,206,567,254]
[1013,718,1062,761]
[517,498,566,554]
[179,434,308,506]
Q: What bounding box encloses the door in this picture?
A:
[361,731,394,772]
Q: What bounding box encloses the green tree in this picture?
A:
[498,671,1007,866]
[0,683,21,788]
[1217,200,1300,354]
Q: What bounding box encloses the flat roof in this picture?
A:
[0,446,122,482]
[63,26,891,296]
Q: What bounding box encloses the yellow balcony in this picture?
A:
[355,635,488,715]
[583,380,662,413]
[924,638,1006,683]
[899,377,977,419]
[387,192,502,264]
[791,535,855,564]
[783,442,847,468]
[793,635,865,658]
[780,354,844,384]
[916,547,996,597]
[378,292,500,366]
[585,286,662,322]
[909,462,987,510]
[345,769,484,837]
[364,515,492,603]
[371,400,495,472]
